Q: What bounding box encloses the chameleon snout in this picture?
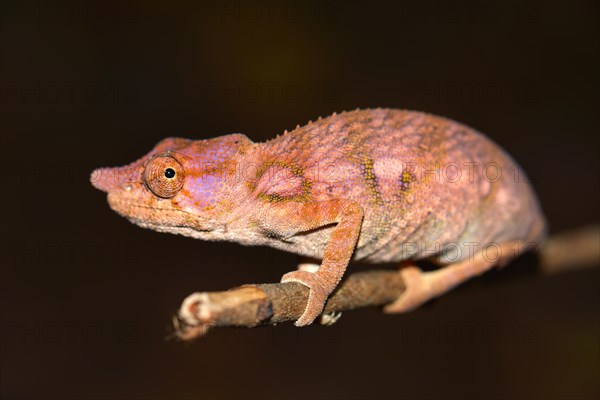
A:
[91,167,115,193]
[90,166,140,193]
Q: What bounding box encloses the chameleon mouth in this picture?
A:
[106,193,205,229]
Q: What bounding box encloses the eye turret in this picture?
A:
[143,155,185,198]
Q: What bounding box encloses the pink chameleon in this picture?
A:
[91,109,546,326]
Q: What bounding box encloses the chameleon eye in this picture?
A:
[143,156,185,198]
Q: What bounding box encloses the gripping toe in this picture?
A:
[281,270,329,326]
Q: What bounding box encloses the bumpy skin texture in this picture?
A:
[91,109,546,326]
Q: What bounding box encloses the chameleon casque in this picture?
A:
[91,109,546,326]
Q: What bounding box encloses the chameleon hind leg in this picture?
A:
[384,241,523,313]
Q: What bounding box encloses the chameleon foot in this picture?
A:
[383,266,432,313]
[281,269,329,326]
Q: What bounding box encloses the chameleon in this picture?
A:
[91,108,547,326]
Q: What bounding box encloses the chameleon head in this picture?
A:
[90,134,253,238]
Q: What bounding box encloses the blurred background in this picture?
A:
[1,1,598,399]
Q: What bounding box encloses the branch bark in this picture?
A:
[173,225,599,341]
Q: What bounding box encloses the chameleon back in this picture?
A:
[256,109,546,263]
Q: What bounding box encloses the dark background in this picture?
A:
[1,1,599,399]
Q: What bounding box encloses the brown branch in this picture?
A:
[173,225,599,341]
[174,269,405,340]
[539,225,600,275]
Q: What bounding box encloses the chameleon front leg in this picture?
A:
[384,241,523,313]
[260,200,363,326]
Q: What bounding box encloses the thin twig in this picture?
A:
[174,225,599,341]
[539,225,600,274]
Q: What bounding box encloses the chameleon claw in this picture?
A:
[281,269,329,326]
[320,311,342,326]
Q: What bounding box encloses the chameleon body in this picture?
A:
[91,109,546,326]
